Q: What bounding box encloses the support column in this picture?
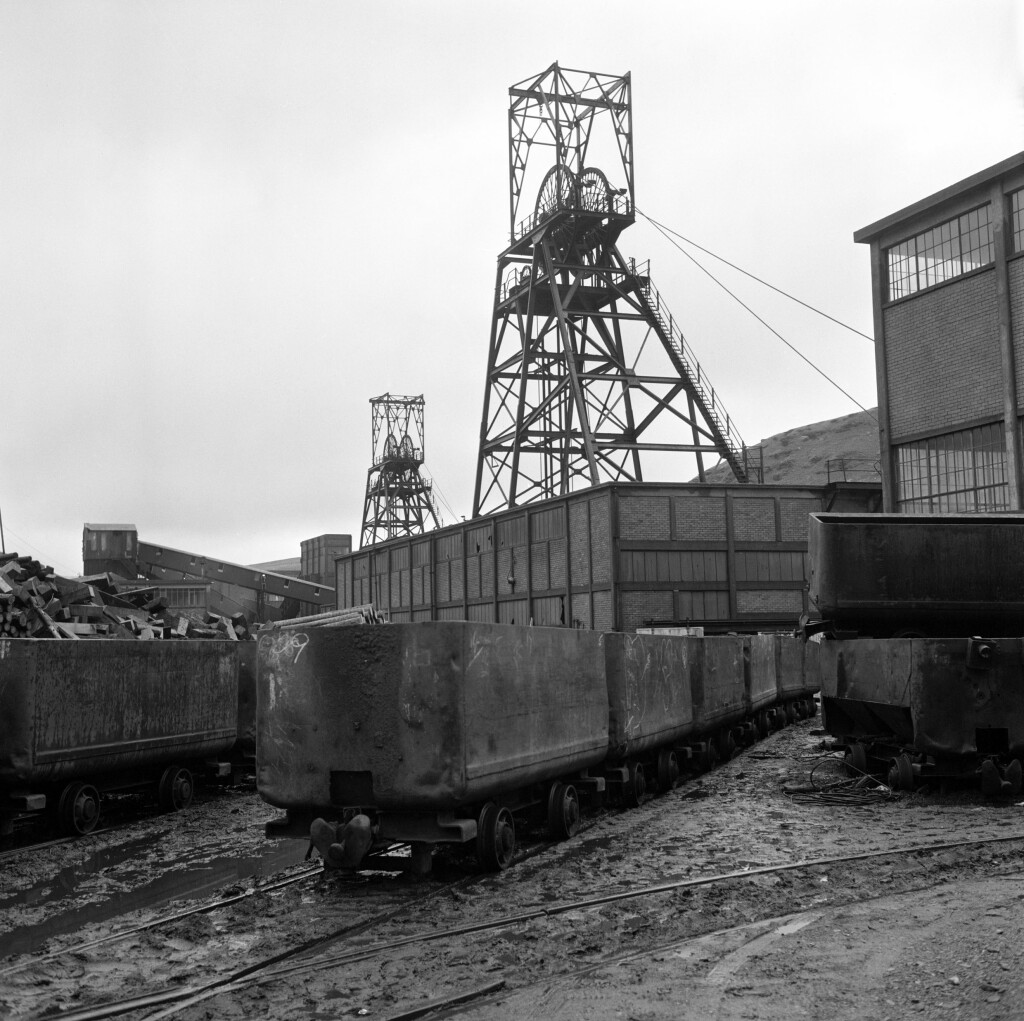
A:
[992,181,1023,510]
[868,241,894,511]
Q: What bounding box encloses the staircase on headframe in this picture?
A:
[632,264,750,483]
[473,63,755,518]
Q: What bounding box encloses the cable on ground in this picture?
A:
[783,755,897,806]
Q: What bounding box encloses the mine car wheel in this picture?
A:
[1007,759,1023,796]
[409,842,433,876]
[804,697,818,719]
[689,743,707,772]
[158,765,194,812]
[58,782,100,836]
[692,739,719,773]
[887,754,914,792]
[477,802,516,871]
[756,711,772,740]
[844,742,869,777]
[785,702,799,725]
[547,783,581,840]
[657,748,680,792]
[716,729,736,762]
[623,761,646,808]
[706,739,720,771]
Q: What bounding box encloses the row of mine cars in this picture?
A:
[4,513,1024,868]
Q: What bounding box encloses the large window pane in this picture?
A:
[895,422,1008,512]
[886,204,992,300]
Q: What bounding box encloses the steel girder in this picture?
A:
[473,234,749,516]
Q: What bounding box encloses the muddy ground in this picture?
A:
[3,719,1024,1020]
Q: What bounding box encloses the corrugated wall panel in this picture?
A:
[467,602,494,623]
[497,599,528,625]
[531,595,566,627]
[335,481,877,631]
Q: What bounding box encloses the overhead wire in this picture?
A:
[0,526,79,578]
[635,208,878,423]
[429,478,459,525]
[638,210,876,344]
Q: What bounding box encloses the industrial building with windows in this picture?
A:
[855,150,1024,513]
[82,524,348,622]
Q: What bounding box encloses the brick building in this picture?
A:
[854,151,1024,512]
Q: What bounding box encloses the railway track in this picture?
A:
[0,830,97,865]
[431,864,1024,1021]
[19,855,499,1020]
[7,723,1024,1021]
[0,860,324,980]
[0,804,161,861]
[1,825,564,981]
[18,831,1024,1021]
[0,779,256,864]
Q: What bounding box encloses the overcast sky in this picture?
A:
[2,0,1022,577]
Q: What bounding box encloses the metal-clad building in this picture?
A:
[300,534,351,588]
[297,534,350,615]
[82,523,139,578]
[335,481,879,633]
[854,151,1024,513]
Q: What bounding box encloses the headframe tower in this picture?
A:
[473,63,753,517]
[361,393,441,548]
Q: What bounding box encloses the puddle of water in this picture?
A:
[577,835,614,854]
[0,838,309,959]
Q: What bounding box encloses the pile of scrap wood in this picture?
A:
[261,604,387,631]
[0,553,254,640]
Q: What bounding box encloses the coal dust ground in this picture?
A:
[3,720,1024,1021]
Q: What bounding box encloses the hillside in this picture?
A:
[698,407,880,486]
